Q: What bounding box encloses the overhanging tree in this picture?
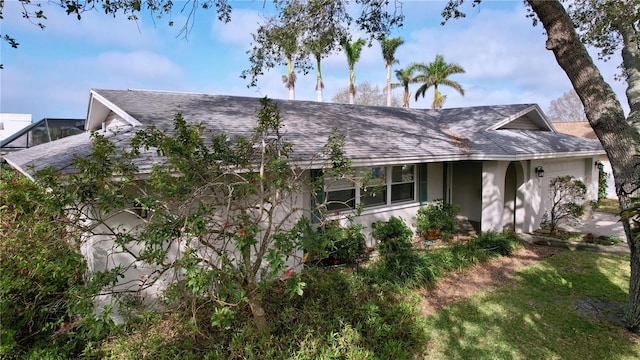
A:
[526,0,640,331]
[43,98,351,335]
[442,0,640,331]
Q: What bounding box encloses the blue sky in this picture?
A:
[0,0,629,122]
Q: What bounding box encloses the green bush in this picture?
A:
[415,200,460,239]
[372,216,414,255]
[315,221,366,265]
[0,168,112,358]
[469,231,520,256]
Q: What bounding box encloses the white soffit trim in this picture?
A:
[488,104,557,132]
[86,90,143,131]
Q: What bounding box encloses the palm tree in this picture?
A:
[242,3,305,101]
[392,63,420,108]
[308,32,336,102]
[341,37,367,104]
[304,0,347,103]
[413,54,465,109]
[379,36,404,106]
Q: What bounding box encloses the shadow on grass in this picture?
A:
[421,251,640,359]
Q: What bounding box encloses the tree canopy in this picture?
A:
[412,55,465,109]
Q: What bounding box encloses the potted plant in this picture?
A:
[415,199,460,240]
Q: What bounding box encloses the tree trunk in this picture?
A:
[349,68,356,104]
[403,86,410,108]
[246,281,269,335]
[527,0,640,331]
[316,57,324,102]
[287,58,295,100]
[317,76,323,102]
[386,64,392,106]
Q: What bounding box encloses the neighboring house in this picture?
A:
[552,121,615,198]
[3,89,605,309]
[0,113,32,146]
[0,118,85,155]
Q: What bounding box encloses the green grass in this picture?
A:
[596,198,621,215]
[421,251,640,359]
[97,244,640,359]
[534,228,623,245]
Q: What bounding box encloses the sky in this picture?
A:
[0,0,630,123]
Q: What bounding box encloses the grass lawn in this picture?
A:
[421,251,640,359]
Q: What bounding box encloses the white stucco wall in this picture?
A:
[480,157,597,234]
[83,185,306,321]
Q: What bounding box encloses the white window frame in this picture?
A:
[324,164,417,212]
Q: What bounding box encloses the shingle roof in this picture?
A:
[552,121,599,140]
[4,89,605,177]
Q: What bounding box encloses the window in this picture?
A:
[391,165,415,203]
[325,176,355,211]
[361,167,387,207]
[319,164,416,212]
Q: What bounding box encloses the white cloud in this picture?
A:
[211,9,265,45]
[1,50,185,120]
[94,51,184,81]
[1,0,631,122]
[2,1,165,50]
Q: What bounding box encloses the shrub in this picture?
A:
[415,199,460,239]
[372,216,413,255]
[0,168,112,358]
[372,216,413,243]
[548,175,588,235]
[316,220,366,264]
[470,231,520,256]
[593,161,609,208]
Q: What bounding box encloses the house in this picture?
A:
[4,89,605,232]
[552,120,615,198]
[0,113,32,149]
[2,89,605,310]
[1,118,85,155]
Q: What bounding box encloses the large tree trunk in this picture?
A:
[527,0,640,331]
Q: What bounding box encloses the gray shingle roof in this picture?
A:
[4,89,604,177]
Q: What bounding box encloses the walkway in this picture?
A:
[519,211,630,255]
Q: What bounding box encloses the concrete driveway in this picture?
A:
[562,211,627,241]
